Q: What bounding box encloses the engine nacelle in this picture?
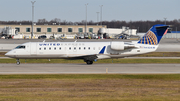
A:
[111,41,124,50]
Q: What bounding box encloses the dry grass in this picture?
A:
[0,74,180,101]
[0,52,6,57]
[137,52,180,57]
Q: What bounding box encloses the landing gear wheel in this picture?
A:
[17,61,20,65]
[86,60,93,65]
[16,59,20,65]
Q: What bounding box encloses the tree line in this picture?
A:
[0,18,180,32]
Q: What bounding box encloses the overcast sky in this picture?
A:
[0,0,179,22]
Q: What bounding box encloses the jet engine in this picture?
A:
[110,41,124,50]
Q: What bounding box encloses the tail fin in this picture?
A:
[138,24,169,45]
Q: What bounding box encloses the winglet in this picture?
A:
[99,46,106,54]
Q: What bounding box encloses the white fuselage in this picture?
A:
[5,41,158,60]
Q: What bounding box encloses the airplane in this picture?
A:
[5,24,169,65]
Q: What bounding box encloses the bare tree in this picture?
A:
[0,19,180,32]
[37,18,48,24]
[50,18,61,23]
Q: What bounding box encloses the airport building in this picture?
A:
[0,24,106,35]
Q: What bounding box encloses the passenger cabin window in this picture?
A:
[39,48,41,50]
[15,45,25,49]
[59,47,61,50]
[54,47,56,50]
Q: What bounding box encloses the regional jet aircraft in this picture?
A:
[5,24,169,65]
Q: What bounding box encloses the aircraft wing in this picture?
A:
[65,54,98,61]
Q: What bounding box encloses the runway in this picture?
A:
[0,63,180,74]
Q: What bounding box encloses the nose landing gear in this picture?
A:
[16,59,20,65]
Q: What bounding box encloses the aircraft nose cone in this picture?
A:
[5,51,13,57]
[5,52,10,57]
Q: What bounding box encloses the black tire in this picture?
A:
[86,60,93,65]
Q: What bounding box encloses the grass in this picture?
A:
[0,52,6,57]
[137,52,180,57]
[0,74,180,80]
[1,58,180,64]
[0,74,180,100]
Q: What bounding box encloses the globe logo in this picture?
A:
[139,31,158,45]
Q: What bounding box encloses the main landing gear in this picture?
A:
[84,56,97,65]
[16,59,20,65]
[86,60,93,65]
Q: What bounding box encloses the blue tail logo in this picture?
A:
[138,24,169,45]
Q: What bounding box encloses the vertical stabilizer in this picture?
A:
[138,24,169,45]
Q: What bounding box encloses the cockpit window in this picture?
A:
[15,45,25,49]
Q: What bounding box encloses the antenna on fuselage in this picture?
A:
[74,40,77,42]
[43,40,45,42]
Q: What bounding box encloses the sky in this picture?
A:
[0,0,179,22]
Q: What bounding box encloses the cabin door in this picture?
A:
[30,43,37,55]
